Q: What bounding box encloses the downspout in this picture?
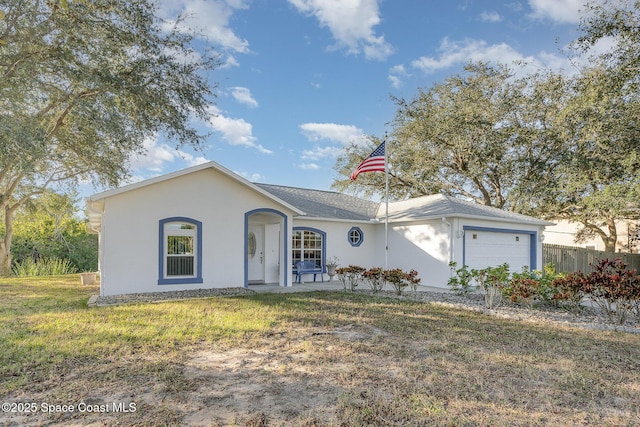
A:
[539,226,546,271]
[442,217,454,267]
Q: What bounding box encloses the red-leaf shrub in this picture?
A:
[551,259,640,323]
[336,265,365,291]
[362,267,385,293]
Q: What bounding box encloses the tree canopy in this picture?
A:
[0,0,219,275]
[334,63,572,211]
[333,1,640,252]
[10,191,97,273]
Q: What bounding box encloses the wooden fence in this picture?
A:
[543,244,640,273]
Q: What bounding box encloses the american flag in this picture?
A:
[350,142,385,180]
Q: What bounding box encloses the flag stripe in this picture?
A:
[350,142,385,180]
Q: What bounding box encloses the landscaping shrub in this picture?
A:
[447,263,510,308]
[12,257,78,276]
[446,259,640,323]
[336,265,365,291]
[537,263,566,304]
[475,263,510,309]
[447,261,475,295]
[504,268,539,308]
[405,269,421,292]
[582,259,640,324]
[383,268,421,295]
[503,264,563,308]
[338,266,421,295]
[362,267,385,293]
[550,259,640,323]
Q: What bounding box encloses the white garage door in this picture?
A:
[464,230,531,271]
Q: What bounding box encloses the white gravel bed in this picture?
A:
[91,287,255,306]
[368,289,640,334]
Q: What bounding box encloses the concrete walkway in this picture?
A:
[248,280,449,294]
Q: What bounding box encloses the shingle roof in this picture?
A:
[255,183,380,221]
[256,184,551,226]
[384,193,553,225]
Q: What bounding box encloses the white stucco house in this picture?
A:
[86,161,553,296]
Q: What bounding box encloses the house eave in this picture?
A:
[383,212,554,227]
[293,216,377,224]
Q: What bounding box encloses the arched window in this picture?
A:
[158,217,203,285]
[292,227,326,270]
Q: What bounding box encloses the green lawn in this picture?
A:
[1,275,639,426]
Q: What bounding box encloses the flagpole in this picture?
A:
[384,132,389,269]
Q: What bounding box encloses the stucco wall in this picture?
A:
[291,219,378,276]
[292,217,545,290]
[384,219,452,288]
[381,217,544,289]
[99,168,295,296]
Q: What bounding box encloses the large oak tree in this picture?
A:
[334,62,570,211]
[334,59,638,251]
[0,0,218,275]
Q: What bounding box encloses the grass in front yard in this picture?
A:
[1,276,639,426]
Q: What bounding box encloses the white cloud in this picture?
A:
[287,0,394,60]
[208,107,272,154]
[388,64,409,88]
[409,36,614,78]
[236,171,265,182]
[230,86,259,108]
[129,138,178,172]
[157,0,250,53]
[301,146,341,160]
[299,163,320,170]
[221,54,240,69]
[479,11,502,23]
[298,123,369,165]
[527,0,596,24]
[409,37,584,78]
[177,151,210,167]
[412,38,536,74]
[128,138,210,175]
[299,122,368,146]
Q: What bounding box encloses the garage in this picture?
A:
[463,226,535,271]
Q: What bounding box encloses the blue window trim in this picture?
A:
[462,226,537,271]
[158,217,203,285]
[244,208,289,288]
[348,226,364,247]
[292,226,327,273]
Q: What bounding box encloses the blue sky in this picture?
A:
[90,0,611,199]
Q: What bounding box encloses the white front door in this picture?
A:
[248,224,265,284]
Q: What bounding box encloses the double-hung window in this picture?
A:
[159,217,203,285]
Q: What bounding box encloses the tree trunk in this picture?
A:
[0,206,13,276]
[603,217,618,253]
[0,239,12,276]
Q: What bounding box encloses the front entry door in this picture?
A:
[248,224,265,284]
